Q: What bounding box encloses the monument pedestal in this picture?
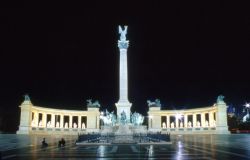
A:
[215,126,230,134]
[116,101,132,122]
[216,100,230,134]
[115,124,132,135]
[16,126,30,134]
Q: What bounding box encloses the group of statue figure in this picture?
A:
[162,120,216,128]
[31,119,86,129]
[99,109,117,126]
[147,95,224,108]
[99,109,144,126]
[131,112,144,126]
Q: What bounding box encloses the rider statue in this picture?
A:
[86,99,100,108]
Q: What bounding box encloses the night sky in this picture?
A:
[0,1,250,132]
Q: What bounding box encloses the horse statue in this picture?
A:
[24,94,30,101]
[147,99,161,107]
[100,110,116,126]
[86,99,100,108]
[131,112,144,126]
[147,100,155,106]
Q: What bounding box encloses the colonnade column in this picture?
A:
[69,115,72,128]
[184,114,188,128]
[96,115,100,129]
[42,113,47,127]
[167,115,170,128]
[51,114,55,127]
[60,115,64,128]
[78,116,81,129]
[193,114,196,127]
[34,112,39,127]
[201,113,205,127]
[209,112,214,126]
[175,116,179,128]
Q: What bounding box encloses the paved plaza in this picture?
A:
[0,134,250,159]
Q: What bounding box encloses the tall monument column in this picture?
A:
[115,25,132,122]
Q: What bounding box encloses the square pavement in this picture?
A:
[0,134,250,159]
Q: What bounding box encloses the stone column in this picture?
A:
[96,115,100,129]
[69,115,72,128]
[184,114,188,128]
[115,27,132,122]
[175,116,179,128]
[78,116,81,129]
[209,112,214,127]
[167,115,170,128]
[33,112,38,127]
[193,114,196,127]
[51,114,55,128]
[42,113,47,127]
[148,115,151,128]
[60,115,64,128]
[201,112,205,127]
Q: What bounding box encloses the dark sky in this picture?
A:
[0,1,250,131]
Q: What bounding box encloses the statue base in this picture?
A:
[115,101,132,122]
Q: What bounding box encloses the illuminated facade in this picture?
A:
[148,98,229,134]
[17,98,100,135]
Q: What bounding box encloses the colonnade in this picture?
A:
[17,98,100,134]
[148,100,229,134]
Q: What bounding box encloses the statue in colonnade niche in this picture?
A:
[82,122,86,129]
[162,122,166,128]
[210,120,216,127]
[171,122,175,128]
[64,122,68,128]
[188,121,192,128]
[205,120,209,127]
[86,99,100,108]
[73,122,77,128]
[196,121,201,127]
[47,121,51,128]
[180,121,183,128]
[56,121,60,128]
[39,120,42,127]
[31,119,36,127]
